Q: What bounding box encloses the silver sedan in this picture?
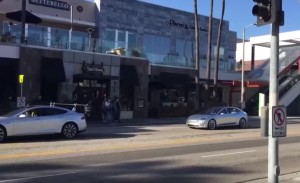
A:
[186,106,248,130]
[0,105,87,142]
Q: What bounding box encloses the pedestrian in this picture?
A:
[106,98,114,123]
[101,97,108,123]
[112,96,121,123]
[102,97,113,123]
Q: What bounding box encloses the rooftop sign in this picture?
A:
[29,0,70,11]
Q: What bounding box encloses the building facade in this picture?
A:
[235,30,300,115]
[0,0,238,119]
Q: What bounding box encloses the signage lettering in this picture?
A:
[168,19,208,32]
[29,0,70,11]
[85,65,104,73]
[82,61,104,74]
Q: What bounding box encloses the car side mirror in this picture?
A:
[19,114,27,118]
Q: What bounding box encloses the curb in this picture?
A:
[244,172,300,183]
[86,116,260,127]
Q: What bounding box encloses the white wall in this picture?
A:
[236,30,300,63]
[236,42,270,62]
[0,45,19,59]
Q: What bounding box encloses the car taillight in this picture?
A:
[81,115,85,120]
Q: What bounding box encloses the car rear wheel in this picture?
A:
[62,123,78,139]
[239,118,247,129]
[207,119,216,130]
[0,126,6,143]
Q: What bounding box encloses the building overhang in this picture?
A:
[250,30,300,48]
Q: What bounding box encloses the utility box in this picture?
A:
[260,106,268,137]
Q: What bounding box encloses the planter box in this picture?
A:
[120,111,133,119]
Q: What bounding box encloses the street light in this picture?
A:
[241,23,256,110]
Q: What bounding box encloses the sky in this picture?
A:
[139,0,300,39]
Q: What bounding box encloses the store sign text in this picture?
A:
[168,19,208,32]
[82,62,104,74]
[29,0,70,11]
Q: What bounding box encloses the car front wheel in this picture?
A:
[62,123,78,139]
[0,126,6,143]
[207,119,216,130]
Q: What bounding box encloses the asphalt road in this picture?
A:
[0,118,300,183]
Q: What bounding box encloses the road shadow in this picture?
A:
[188,125,260,131]
[3,125,157,144]
[0,159,255,183]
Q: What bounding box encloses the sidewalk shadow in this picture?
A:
[3,125,157,144]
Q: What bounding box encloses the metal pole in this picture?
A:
[268,2,280,182]
[21,83,23,97]
[21,0,26,44]
[241,23,255,110]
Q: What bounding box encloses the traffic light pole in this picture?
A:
[268,4,280,183]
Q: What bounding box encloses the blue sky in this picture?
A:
[140,0,300,39]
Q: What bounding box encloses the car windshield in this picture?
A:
[202,107,224,115]
[1,107,27,117]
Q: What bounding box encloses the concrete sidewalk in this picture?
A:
[245,172,300,182]
[87,116,187,127]
[87,116,260,127]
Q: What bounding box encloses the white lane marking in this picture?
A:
[201,150,257,158]
[0,172,77,183]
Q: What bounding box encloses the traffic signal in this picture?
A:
[252,0,277,26]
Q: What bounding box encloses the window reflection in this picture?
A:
[27,25,48,46]
[51,28,68,48]
[1,21,20,43]
[0,22,234,71]
[104,29,137,55]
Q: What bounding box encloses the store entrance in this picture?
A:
[0,58,18,114]
[73,79,110,120]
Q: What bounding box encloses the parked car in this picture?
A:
[186,106,248,130]
[0,105,87,142]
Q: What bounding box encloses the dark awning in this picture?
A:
[73,74,119,83]
[120,65,139,86]
[160,72,191,89]
[41,57,66,82]
[6,10,42,24]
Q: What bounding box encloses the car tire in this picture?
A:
[0,126,6,143]
[62,122,78,139]
[207,119,216,130]
[239,118,247,129]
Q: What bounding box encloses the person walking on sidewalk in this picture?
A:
[112,96,121,123]
[103,98,113,124]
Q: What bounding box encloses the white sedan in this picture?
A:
[186,106,248,130]
[0,105,87,142]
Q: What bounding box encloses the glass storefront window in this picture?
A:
[160,89,186,105]
[104,29,116,53]
[27,25,48,46]
[51,28,68,48]
[143,34,171,64]
[175,39,194,67]
[128,33,137,54]
[71,31,87,51]
[105,29,115,41]
[104,29,137,56]
[2,21,21,43]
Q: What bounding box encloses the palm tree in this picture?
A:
[213,0,225,101]
[204,0,214,106]
[194,0,200,112]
